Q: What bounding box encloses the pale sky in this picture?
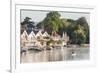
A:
[21,10,90,24]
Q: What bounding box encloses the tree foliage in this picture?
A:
[62,17,89,45]
[21,17,35,29]
[37,11,63,33]
[26,12,90,45]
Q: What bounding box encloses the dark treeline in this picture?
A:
[21,11,89,45]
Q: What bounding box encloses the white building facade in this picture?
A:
[21,30,69,50]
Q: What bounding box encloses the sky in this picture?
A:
[21,10,90,24]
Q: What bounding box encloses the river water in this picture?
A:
[21,47,89,63]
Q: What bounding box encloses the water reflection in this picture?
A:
[21,47,89,63]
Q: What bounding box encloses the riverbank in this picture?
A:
[67,44,89,48]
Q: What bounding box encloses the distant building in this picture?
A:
[62,32,69,46]
[51,32,61,41]
[42,31,50,38]
[21,30,28,48]
[28,31,36,41]
[21,29,69,50]
[35,30,43,38]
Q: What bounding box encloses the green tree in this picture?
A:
[21,17,35,29]
[37,11,63,33]
[74,25,86,45]
[36,12,89,45]
[21,17,31,25]
[76,17,89,44]
[21,17,34,26]
[61,17,89,45]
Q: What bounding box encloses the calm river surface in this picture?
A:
[21,47,89,63]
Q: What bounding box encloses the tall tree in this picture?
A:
[61,17,89,45]
[21,17,31,25]
[21,17,35,33]
[37,11,63,34]
[76,17,89,44]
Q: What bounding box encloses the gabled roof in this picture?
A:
[21,30,28,38]
[33,30,39,35]
[28,31,36,38]
[26,29,32,35]
[35,30,42,37]
[21,29,50,38]
[42,31,50,37]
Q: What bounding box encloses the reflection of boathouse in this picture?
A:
[21,29,69,50]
